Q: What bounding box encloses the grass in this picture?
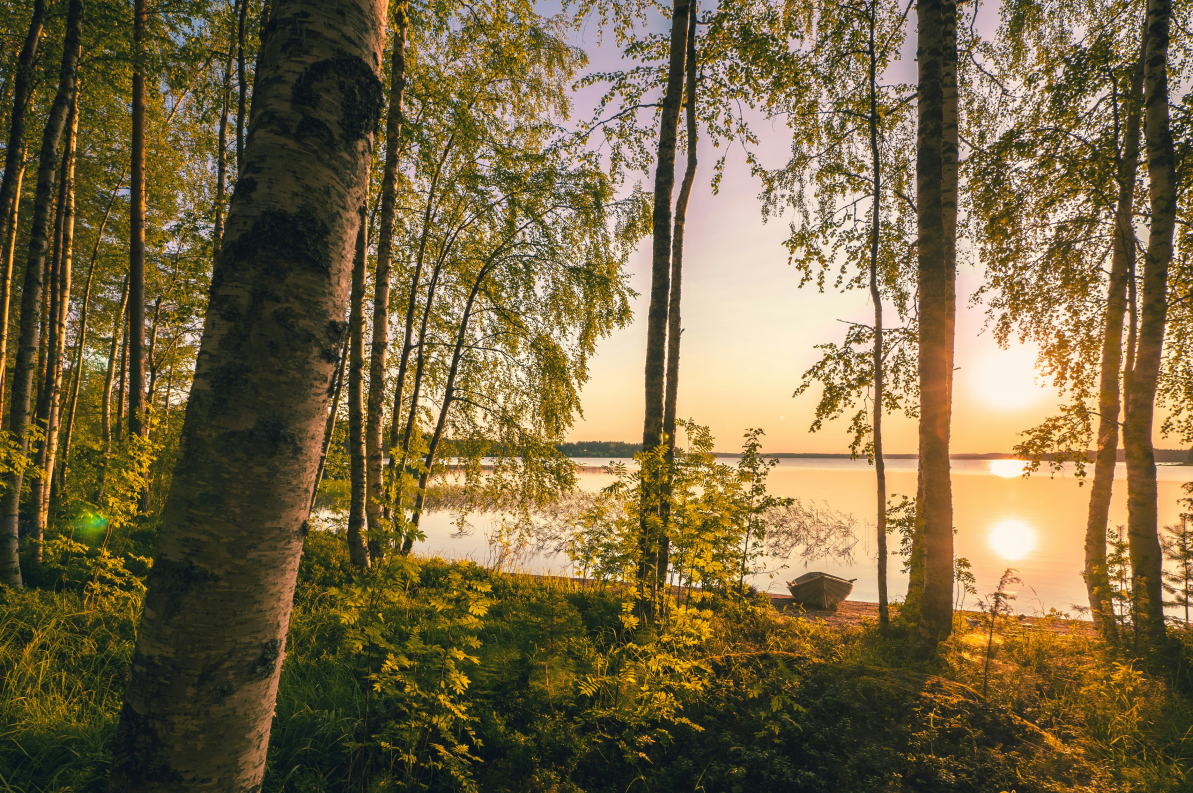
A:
[2,531,1193,791]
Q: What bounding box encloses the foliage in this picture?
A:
[979,568,1022,697]
[954,556,977,612]
[14,535,1193,790]
[1162,514,1193,625]
[524,422,856,597]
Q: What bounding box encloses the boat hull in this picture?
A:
[786,572,855,610]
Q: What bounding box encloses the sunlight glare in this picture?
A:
[966,345,1048,410]
[988,519,1037,560]
[988,459,1028,478]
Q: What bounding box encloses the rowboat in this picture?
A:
[786,572,856,609]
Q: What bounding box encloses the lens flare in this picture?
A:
[988,518,1037,560]
[74,509,109,537]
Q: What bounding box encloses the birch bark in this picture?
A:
[659,0,698,589]
[107,1,384,786]
[366,1,409,545]
[639,0,690,592]
[915,0,954,645]
[1086,24,1146,639]
[1123,0,1176,648]
[0,0,83,588]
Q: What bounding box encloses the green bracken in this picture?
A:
[3,526,1193,791]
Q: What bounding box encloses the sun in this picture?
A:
[965,345,1049,410]
[988,519,1037,560]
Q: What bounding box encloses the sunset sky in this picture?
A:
[560,5,1176,455]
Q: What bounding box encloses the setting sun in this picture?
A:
[965,345,1049,411]
[988,519,1038,560]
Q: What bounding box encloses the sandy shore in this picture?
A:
[770,596,1095,634]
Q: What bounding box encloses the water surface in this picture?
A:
[416,457,1191,616]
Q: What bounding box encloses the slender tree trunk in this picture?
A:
[941,0,958,421]
[0,153,26,412]
[128,0,147,439]
[365,1,408,547]
[214,35,233,259]
[1087,24,1146,640]
[0,0,82,588]
[0,0,46,406]
[405,260,496,549]
[116,309,127,437]
[387,134,455,497]
[398,250,448,469]
[658,0,698,591]
[98,277,130,501]
[37,94,78,538]
[58,169,124,493]
[102,276,129,451]
[235,0,248,176]
[310,338,348,517]
[347,205,370,569]
[107,2,384,785]
[915,0,954,646]
[867,0,889,631]
[1123,0,1176,649]
[639,0,690,594]
[31,153,68,555]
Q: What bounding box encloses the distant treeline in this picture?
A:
[555,445,1193,463]
[427,439,1193,464]
[556,441,643,458]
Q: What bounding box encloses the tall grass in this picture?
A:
[0,587,137,792]
[4,535,1193,791]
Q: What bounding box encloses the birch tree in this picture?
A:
[107,1,386,786]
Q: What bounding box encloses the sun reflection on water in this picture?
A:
[987,459,1028,478]
[988,518,1037,560]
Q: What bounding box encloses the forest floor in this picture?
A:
[3,533,1192,792]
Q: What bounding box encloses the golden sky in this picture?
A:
[564,8,1177,455]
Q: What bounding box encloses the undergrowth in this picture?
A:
[2,530,1192,791]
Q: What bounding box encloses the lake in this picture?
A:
[414,457,1192,617]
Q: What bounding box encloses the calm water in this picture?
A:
[415,457,1192,616]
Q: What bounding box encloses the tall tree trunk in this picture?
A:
[639,0,690,594]
[915,0,954,646]
[36,94,78,539]
[144,297,163,425]
[58,168,124,493]
[0,152,25,412]
[116,308,127,437]
[365,0,408,548]
[866,0,889,631]
[107,2,384,785]
[394,244,451,535]
[1123,0,1176,649]
[128,0,147,439]
[0,0,82,588]
[405,259,497,550]
[658,0,698,590]
[31,150,69,557]
[398,248,449,466]
[214,34,233,259]
[101,276,129,451]
[1087,23,1146,640]
[310,338,348,517]
[386,133,455,505]
[235,0,248,176]
[346,205,370,569]
[0,0,46,406]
